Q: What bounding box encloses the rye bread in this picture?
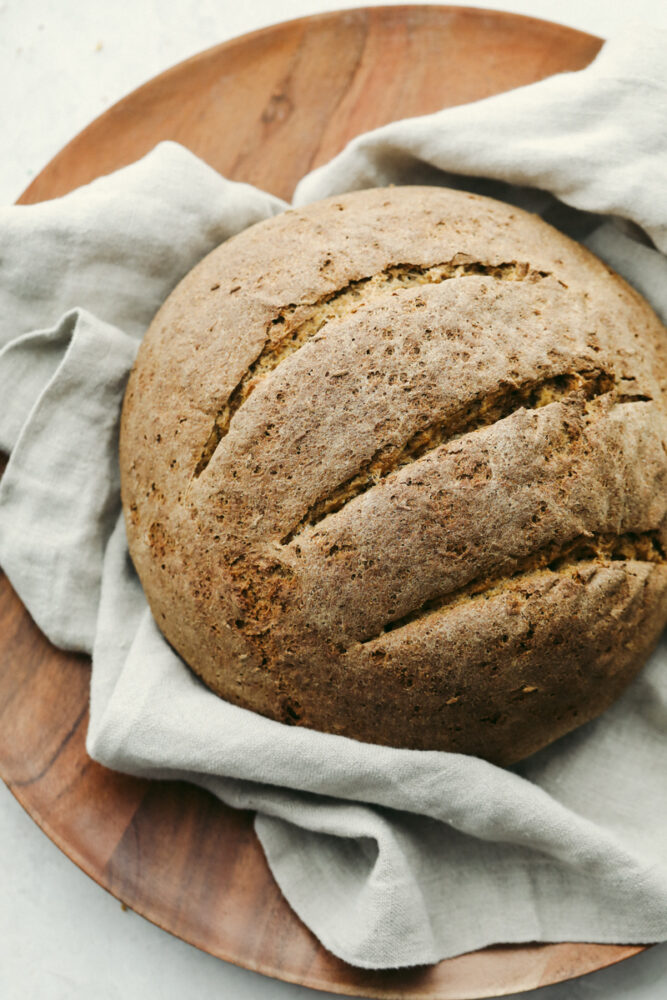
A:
[120,186,667,764]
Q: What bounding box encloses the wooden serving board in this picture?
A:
[0,6,645,998]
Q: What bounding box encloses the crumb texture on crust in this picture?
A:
[193,259,551,478]
[119,185,667,764]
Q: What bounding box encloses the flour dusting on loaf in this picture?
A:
[120,186,667,764]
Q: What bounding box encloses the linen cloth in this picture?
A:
[1,25,667,970]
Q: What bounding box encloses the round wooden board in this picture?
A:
[0,6,646,998]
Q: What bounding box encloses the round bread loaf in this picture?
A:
[120,186,667,765]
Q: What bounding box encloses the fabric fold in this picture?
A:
[293,25,667,255]
[0,309,136,651]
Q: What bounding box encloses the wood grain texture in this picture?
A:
[1,6,646,997]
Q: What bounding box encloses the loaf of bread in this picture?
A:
[120,186,667,764]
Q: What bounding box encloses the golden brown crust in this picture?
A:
[120,186,667,764]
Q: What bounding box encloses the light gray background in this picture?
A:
[2,2,667,998]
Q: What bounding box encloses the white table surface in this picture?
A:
[2,1,667,998]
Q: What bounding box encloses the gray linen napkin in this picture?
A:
[2,25,667,970]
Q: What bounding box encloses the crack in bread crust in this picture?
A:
[279,369,630,544]
[359,530,667,645]
[192,259,551,477]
